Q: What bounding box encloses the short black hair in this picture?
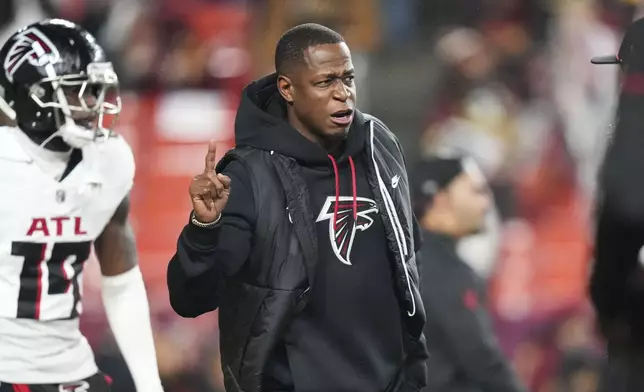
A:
[274,23,345,75]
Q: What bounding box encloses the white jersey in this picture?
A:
[0,126,134,384]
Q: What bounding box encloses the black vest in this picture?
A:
[215,117,426,391]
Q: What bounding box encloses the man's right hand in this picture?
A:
[189,140,231,223]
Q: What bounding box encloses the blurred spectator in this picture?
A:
[548,0,620,200]
[457,206,503,281]
[413,155,526,392]
[379,0,418,47]
[0,0,54,44]
[556,351,601,392]
[422,27,521,219]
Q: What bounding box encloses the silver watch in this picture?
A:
[190,212,221,228]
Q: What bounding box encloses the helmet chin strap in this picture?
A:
[39,122,97,150]
[0,95,16,121]
[58,122,98,148]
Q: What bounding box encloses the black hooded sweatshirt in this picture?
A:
[168,74,406,391]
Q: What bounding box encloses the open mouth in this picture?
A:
[330,109,354,126]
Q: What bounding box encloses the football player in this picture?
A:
[0,19,163,392]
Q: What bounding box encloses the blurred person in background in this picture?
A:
[0,0,55,45]
[548,0,620,202]
[555,352,601,392]
[422,27,521,221]
[0,19,162,391]
[589,16,644,392]
[412,155,526,392]
[167,23,427,392]
[455,206,502,282]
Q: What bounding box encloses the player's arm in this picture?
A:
[167,158,254,317]
[95,195,163,392]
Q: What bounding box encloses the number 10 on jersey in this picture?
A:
[11,241,92,320]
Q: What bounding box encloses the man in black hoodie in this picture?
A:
[166,23,427,392]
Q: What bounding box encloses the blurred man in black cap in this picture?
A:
[412,155,526,392]
[590,16,644,392]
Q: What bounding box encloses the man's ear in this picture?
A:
[277,74,294,104]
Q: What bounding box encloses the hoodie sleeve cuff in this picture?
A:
[183,211,221,250]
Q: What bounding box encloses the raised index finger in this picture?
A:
[204,139,218,174]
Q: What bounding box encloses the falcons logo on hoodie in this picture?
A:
[316,196,379,265]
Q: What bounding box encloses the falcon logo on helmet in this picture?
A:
[4,27,60,82]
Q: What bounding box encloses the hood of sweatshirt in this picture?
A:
[234,73,367,167]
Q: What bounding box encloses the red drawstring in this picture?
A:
[329,155,340,231]
[349,156,357,219]
[327,155,358,230]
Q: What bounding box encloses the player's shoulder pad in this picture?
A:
[0,126,31,161]
[94,132,135,185]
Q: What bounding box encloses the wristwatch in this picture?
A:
[190,211,221,228]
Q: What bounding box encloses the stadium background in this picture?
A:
[1,0,638,391]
